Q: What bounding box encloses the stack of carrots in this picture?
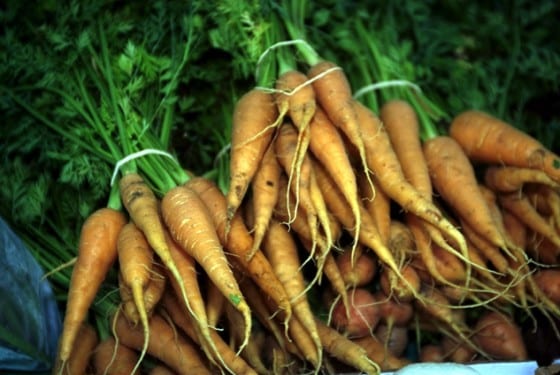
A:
[51,42,560,374]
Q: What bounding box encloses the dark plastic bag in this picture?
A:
[0,217,62,372]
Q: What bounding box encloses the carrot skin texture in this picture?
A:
[185,177,292,324]
[449,110,560,182]
[66,323,98,375]
[93,337,140,375]
[227,88,278,220]
[55,207,126,371]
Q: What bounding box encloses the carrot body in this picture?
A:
[185,177,292,325]
[449,110,560,183]
[423,136,507,249]
[249,141,282,255]
[161,184,252,352]
[55,207,126,372]
[117,221,154,373]
[275,69,316,131]
[227,88,278,220]
[473,311,528,361]
[484,166,560,193]
[93,337,139,375]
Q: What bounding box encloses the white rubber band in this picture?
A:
[110,148,176,186]
[353,79,423,99]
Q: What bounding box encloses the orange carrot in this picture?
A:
[226,88,279,221]
[484,166,560,193]
[160,290,258,375]
[354,334,411,371]
[205,277,226,328]
[423,136,509,250]
[498,191,560,248]
[148,365,176,375]
[308,106,362,253]
[92,336,139,375]
[66,323,98,375]
[55,207,126,374]
[249,141,282,255]
[355,101,467,258]
[473,311,528,361]
[162,228,217,365]
[260,218,322,360]
[117,221,154,373]
[185,177,292,327]
[336,244,378,288]
[533,269,560,304]
[118,173,196,358]
[161,184,251,353]
[113,312,212,375]
[357,172,391,245]
[501,209,528,250]
[307,60,373,198]
[449,110,560,183]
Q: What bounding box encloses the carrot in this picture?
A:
[249,141,282,255]
[336,244,378,288]
[449,110,560,183]
[423,136,509,250]
[160,290,258,375]
[379,264,421,303]
[353,334,411,371]
[55,207,127,374]
[205,277,226,328]
[260,218,322,361]
[226,88,279,222]
[374,324,409,358]
[501,209,528,250]
[314,318,380,375]
[358,172,391,245]
[92,336,139,375]
[117,221,154,374]
[527,233,560,265]
[484,166,560,193]
[441,335,477,363]
[113,311,212,375]
[374,291,414,328]
[65,323,98,375]
[275,122,332,252]
[498,191,560,248]
[355,101,468,260]
[307,60,374,198]
[162,227,218,366]
[381,99,432,199]
[185,176,292,327]
[118,173,197,360]
[308,106,362,254]
[473,311,528,361]
[161,184,252,354]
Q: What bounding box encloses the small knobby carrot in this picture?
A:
[55,207,127,374]
[185,177,292,328]
[161,184,251,353]
[423,136,508,250]
[117,221,154,374]
[498,191,560,248]
[449,110,560,183]
[92,336,139,375]
[307,60,374,200]
[226,88,279,222]
[484,165,560,193]
[355,101,467,259]
[249,141,282,255]
[113,311,212,375]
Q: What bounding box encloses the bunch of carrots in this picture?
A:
[8,16,560,375]
[51,37,560,374]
